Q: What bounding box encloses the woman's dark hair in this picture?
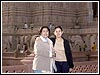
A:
[54,26,63,31]
[39,26,50,36]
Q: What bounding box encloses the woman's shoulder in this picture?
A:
[35,37,41,42]
[49,37,55,41]
[63,38,69,43]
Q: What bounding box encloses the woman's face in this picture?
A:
[54,28,63,38]
[41,28,49,38]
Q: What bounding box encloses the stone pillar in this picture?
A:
[85,34,91,51]
[12,36,17,51]
[87,2,93,22]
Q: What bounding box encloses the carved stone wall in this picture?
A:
[2,2,98,29]
[2,2,98,51]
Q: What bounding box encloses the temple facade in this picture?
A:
[2,2,98,52]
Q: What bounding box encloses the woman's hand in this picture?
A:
[52,52,56,57]
[69,68,73,73]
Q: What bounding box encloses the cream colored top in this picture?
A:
[54,39,67,61]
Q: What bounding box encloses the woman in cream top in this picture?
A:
[50,26,74,73]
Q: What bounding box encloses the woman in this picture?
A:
[32,26,56,73]
[50,26,74,73]
[92,42,96,51]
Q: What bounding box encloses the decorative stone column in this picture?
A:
[85,34,91,51]
[87,2,93,22]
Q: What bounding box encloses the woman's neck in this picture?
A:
[41,35,47,39]
[56,37,62,41]
[40,36,48,42]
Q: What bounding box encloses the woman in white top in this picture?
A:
[32,26,56,73]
